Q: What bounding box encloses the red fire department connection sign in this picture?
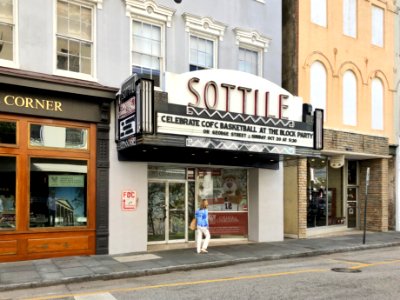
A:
[121,190,137,211]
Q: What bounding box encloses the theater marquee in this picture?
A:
[116,69,323,156]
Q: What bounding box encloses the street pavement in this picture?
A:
[1,231,400,292]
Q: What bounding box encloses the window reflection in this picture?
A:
[30,158,87,228]
[0,156,16,229]
[307,158,327,228]
[30,124,88,149]
[0,121,16,144]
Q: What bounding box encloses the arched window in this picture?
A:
[342,71,357,126]
[310,61,327,116]
[371,78,384,130]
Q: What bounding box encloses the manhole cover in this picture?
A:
[331,268,362,273]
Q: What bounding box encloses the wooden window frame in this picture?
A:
[0,113,96,234]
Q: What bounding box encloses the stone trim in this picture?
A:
[125,0,175,27]
[233,28,271,52]
[183,13,226,41]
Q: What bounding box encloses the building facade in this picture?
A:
[2,0,373,262]
[282,0,397,238]
[0,0,116,262]
[108,0,301,255]
[2,0,305,261]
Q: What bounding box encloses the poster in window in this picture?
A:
[48,175,86,226]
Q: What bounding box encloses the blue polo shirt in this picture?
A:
[195,208,209,227]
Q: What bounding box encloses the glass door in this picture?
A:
[148,181,186,243]
[168,182,186,241]
[148,182,166,242]
[347,187,358,228]
[347,161,358,228]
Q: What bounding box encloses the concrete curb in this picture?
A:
[1,241,400,292]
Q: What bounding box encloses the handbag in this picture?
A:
[189,218,197,230]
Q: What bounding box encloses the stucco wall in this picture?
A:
[249,165,284,242]
[109,107,148,254]
[295,0,396,144]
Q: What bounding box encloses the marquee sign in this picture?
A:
[165,69,304,122]
[157,109,313,148]
[116,70,323,154]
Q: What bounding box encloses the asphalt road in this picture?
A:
[2,246,400,300]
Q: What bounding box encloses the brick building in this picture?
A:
[282,0,397,238]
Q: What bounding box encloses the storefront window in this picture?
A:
[0,120,16,144]
[307,158,346,227]
[29,158,87,228]
[30,124,88,149]
[197,168,248,237]
[188,181,195,241]
[307,158,327,227]
[0,156,16,229]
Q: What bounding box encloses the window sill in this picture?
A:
[54,69,98,82]
[0,59,19,69]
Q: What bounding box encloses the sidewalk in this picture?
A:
[1,231,400,292]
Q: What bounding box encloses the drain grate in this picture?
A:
[331,268,362,273]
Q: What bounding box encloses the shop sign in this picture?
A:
[161,70,318,149]
[208,212,248,235]
[165,69,304,122]
[0,91,103,122]
[121,190,137,211]
[116,75,154,142]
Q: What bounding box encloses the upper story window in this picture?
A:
[342,70,357,126]
[190,35,213,71]
[126,0,174,88]
[310,61,327,118]
[132,20,162,86]
[343,0,357,38]
[184,13,226,71]
[56,0,94,78]
[0,0,16,66]
[371,5,384,47]
[311,0,327,27]
[371,78,384,130]
[238,48,258,75]
[234,28,270,76]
